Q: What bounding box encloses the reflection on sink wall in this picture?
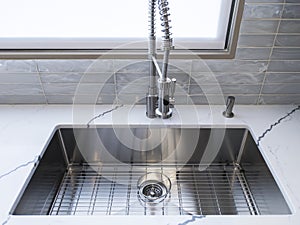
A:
[11,126,291,216]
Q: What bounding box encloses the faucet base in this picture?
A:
[223,111,234,118]
[155,108,172,119]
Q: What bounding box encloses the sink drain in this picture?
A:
[137,173,171,204]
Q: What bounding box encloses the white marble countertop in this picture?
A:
[0,104,299,225]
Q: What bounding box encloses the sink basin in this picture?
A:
[12,125,291,216]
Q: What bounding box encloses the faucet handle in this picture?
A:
[169,78,176,108]
[170,78,176,97]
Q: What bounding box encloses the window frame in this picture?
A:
[0,0,244,59]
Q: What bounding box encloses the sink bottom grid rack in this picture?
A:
[48,163,265,216]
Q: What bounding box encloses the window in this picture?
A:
[0,0,244,58]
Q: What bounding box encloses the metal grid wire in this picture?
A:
[50,164,263,216]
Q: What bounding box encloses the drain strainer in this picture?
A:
[137,172,171,204]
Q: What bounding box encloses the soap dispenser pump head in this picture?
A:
[223,96,235,118]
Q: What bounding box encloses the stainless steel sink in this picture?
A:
[12,126,291,216]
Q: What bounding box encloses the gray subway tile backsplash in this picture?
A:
[282,4,300,19]
[117,93,147,104]
[190,72,264,85]
[0,1,299,105]
[271,48,300,60]
[286,0,300,3]
[245,0,283,3]
[115,72,148,84]
[47,94,117,105]
[114,60,150,73]
[167,60,192,73]
[46,95,74,104]
[40,73,83,83]
[191,60,212,73]
[76,84,116,95]
[240,20,279,34]
[0,84,43,95]
[117,82,148,94]
[193,60,268,73]
[86,60,114,73]
[220,85,262,95]
[278,20,300,33]
[243,4,283,19]
[0,73,40,83]
[189,84,261,95]
[0,60,37,73]
[265,73,300,83]
[46,95,96,104]
[76,95,115,104]
[74,95,100,104]
[170,72,190,85]
[43,83,78,95]
[235,48,271,60]
[172,95,188,105]
[259,95,300,104]
[0,95,46,104]
[275,35,300,47]
[268,60,300,72]
[115,71,190,85]
[80,73,115,83]
[188,95,259,105]
[238,35,275,47]
[173,84,189,95]
[97,95,117,104]
[262,84,300,94]
[37,60,93,73]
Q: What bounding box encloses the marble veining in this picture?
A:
[0,105,300,225]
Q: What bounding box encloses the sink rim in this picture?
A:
[10,124,293,216]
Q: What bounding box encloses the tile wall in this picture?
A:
[0,0,299,105]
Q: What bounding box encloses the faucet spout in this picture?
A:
[146,0,174,119]
[146,0,158,118]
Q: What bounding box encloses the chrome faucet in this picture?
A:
[146,0,176,119]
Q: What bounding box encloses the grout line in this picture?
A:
[241,33,300,35]
[266,71,300,74]
[240,33,278,35]
[34,60,48,105]
[245,2,298,5]
[242,18,300,21]
[245,3,284,5]
[186,59,193,104]
[271,46,300,49]
[112,60,120,104]
[237,46,272,48]
[257,0,286,105]
[264,59,300,61]
[259,94,300,96]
